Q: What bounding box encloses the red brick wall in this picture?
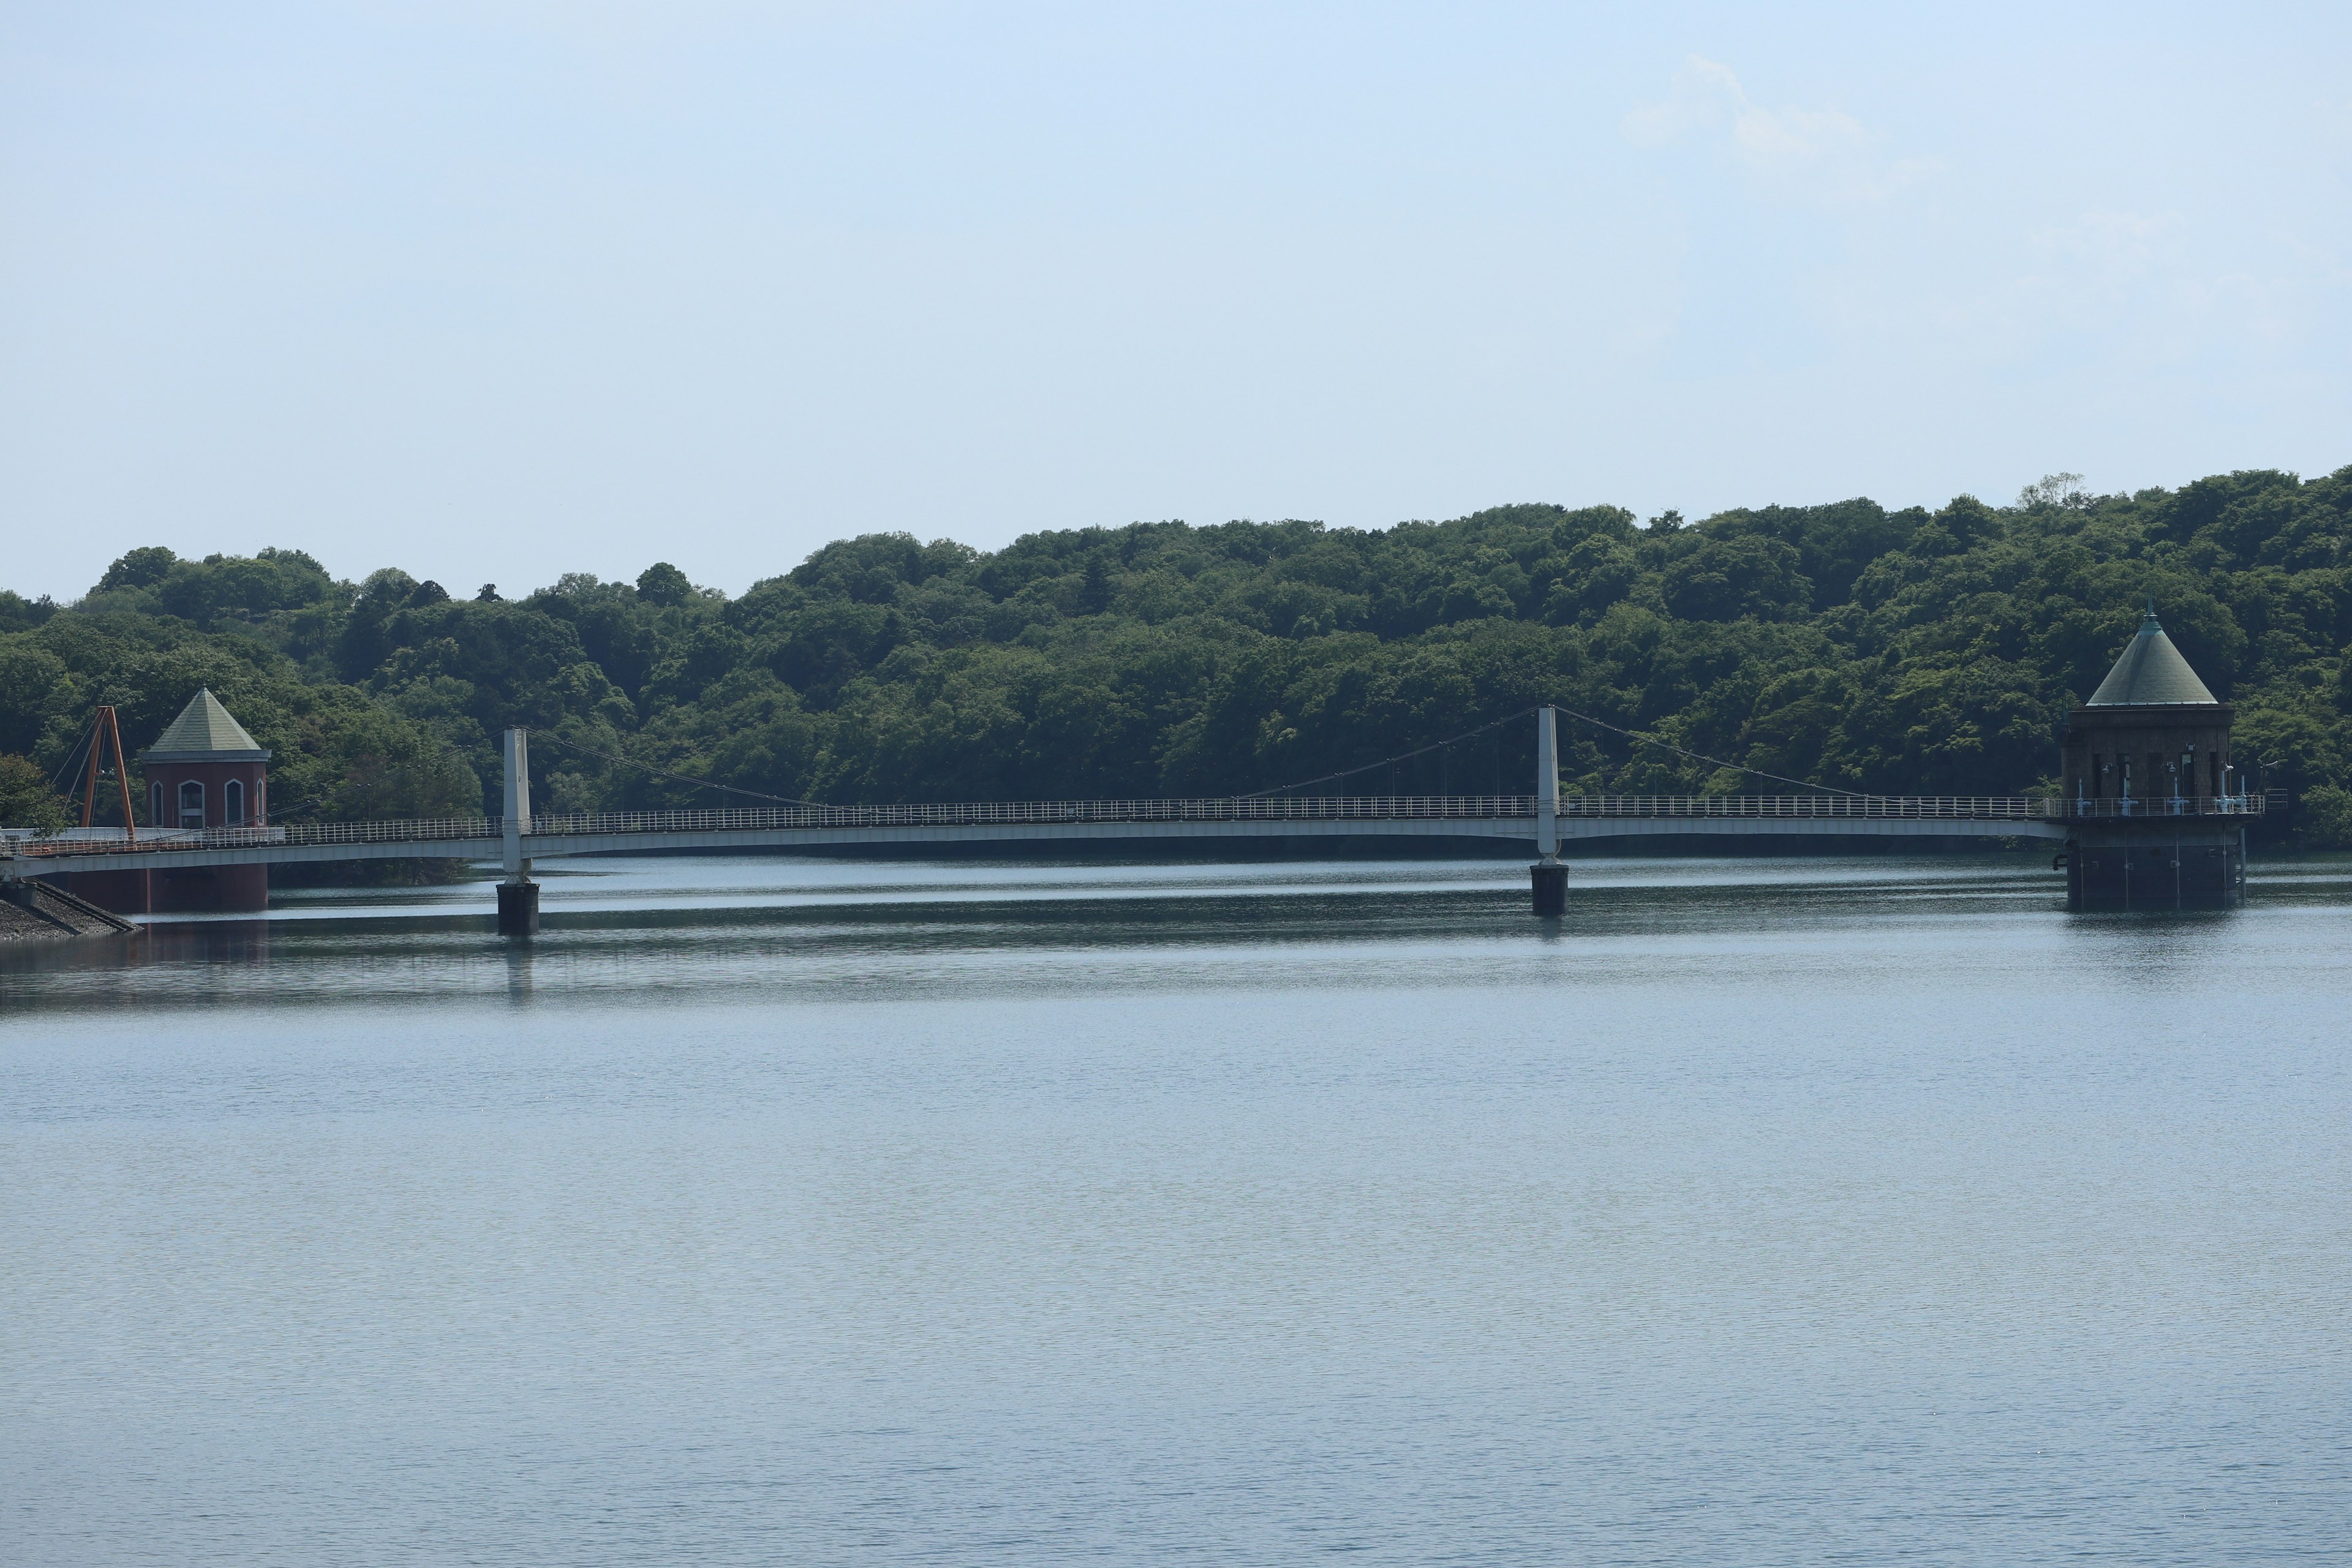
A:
[143,760,268,828]
[136,757,271,911]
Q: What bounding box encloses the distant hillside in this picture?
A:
[7,466,2352,843]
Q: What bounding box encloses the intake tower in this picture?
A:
[2059,612,2245,908]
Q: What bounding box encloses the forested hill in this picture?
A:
[7,466,2352,840]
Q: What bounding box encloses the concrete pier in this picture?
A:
[2066,823,2246,910]
[496,878,540,936]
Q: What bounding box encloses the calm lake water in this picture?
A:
[4,851,2350,1565]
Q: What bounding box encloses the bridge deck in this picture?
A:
[0,793,2237,874]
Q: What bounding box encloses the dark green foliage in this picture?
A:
[11,466,2352,840]
[0,590,58,634]
[306,706,481,821]
[97,547,179,592]
[1660,535,1812,622]
[85,546,339,639]
[636,562,695,606]
[0,753,70,833]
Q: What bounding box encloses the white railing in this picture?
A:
[2060,795,2266,819]
[4,791,2267,861]
[1556,794,2049,820]
[4,820,488,857]
[1563,793,2259,820]
[519,796,1539,836]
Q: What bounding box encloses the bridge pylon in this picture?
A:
[1530,706,1567,916]
[498,726,540,937]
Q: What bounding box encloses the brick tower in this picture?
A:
[139,687,272,913]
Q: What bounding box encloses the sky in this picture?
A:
[5,2,2348,601]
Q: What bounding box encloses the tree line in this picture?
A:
[6,465,2352,846]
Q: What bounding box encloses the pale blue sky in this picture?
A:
[6,2,2348,599]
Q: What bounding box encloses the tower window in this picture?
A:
[178,779,205,829]
[225,779,244,826]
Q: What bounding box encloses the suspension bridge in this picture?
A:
[4,708,2262,930]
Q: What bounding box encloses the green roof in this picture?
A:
[2087,612,2219,706]
[141,688,270,760]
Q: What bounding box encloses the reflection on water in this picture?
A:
[5,851,2325,1015]
[5,851,2351,1565]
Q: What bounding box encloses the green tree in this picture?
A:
[97,546,178,592]
[636,562,694,606]
[0,753,70,832]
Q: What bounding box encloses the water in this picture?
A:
[4,853,2349,1564]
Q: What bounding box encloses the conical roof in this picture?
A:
[2087,611,2218,706]
[140,687,271,760]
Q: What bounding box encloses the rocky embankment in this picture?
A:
[0,880,138,940]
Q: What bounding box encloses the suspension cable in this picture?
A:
[47,724,95,798]
[1238,708,1537,797]
[529,731,820,809]
[1540,701,1866,797]
[530,703,1855,810]
[1243,701,1861,799]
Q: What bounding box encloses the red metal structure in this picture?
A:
[61,705,152,914]
[78,706,138,838]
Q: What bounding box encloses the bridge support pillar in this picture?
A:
[1529,861,1567,916]
[497,726,539,936]
[497,876,540,937]
[2065,822,2245,910]
[1529,705,1566,915]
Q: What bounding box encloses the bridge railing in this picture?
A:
[3,817,500,858]
[1556,795,2054,819]
[490,791,2271,832]
[4,790,2266,861]
[1,799,1539,858]
[1558,794,2254,819]
[2052,795,2267,818]
[517,796,1539,836]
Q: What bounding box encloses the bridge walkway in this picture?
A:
[5,791,2146,875]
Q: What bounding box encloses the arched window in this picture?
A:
[224,778,245,825]
[178,779,205,829]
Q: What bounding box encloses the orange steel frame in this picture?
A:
[80,706,138,841]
